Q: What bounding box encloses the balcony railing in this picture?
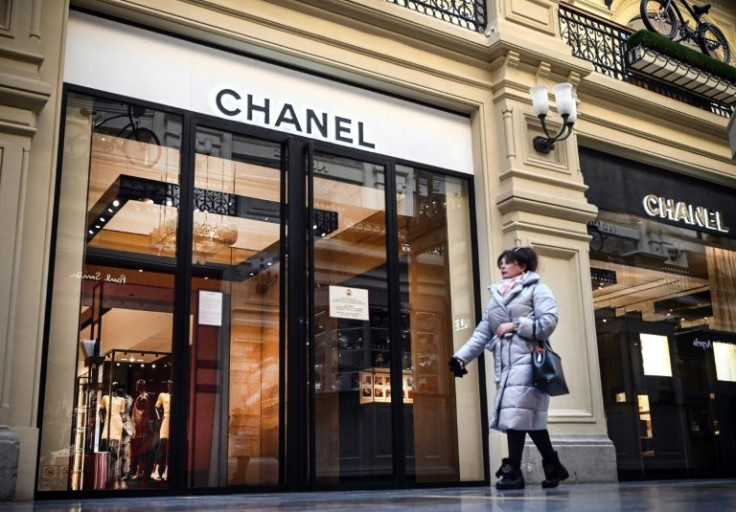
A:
[387,0,487,32]
[559,3,733,118]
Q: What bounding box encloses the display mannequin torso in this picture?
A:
[100,394,126,440]
[133,389,154,434]
[155,392,171,439]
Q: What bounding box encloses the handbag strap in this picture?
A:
[532,318,544,350]
[531,285,546,350]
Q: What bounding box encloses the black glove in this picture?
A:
[448,357,468,378]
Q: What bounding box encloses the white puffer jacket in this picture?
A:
[454,271,558,432]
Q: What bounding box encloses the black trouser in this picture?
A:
[506,429,555,462]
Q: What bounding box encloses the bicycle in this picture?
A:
[640,1,731,64]
[89,104,163,167]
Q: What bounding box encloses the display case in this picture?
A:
[70,348,171,490]
[359,368,414,404]
[314,306,413,395]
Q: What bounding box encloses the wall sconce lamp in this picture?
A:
[530,83,577,154]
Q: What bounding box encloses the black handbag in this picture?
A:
[531,309,570,396]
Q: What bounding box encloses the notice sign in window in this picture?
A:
[199,290,223,326]
[329,286,369,321]
[714,342,736,382]
[640,333,673,377]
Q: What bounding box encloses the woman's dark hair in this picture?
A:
[496,246,538,272]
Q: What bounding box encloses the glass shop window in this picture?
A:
[38,92,182,492]
[639,334,673,377]
[589,210,736,333]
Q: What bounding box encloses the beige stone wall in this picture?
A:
[0,0,69,500]
[2,0,735,498]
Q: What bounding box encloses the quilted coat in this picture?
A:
[453,271,558,432]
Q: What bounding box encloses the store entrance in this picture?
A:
[308,152,478,486]
[39,92,484,495]
[184,126,284,488]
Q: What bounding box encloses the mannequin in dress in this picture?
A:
[129,379,155,480]
[99,382,133,489]
[152,380,172,481]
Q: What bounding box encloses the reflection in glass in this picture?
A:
[591,209,736,477]
[39,93,181,491]
[188,130,282,487]
[395,165,482,482]
[311,153,392,484]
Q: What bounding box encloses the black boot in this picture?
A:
[495,458,525,490]
[541,452,569,488]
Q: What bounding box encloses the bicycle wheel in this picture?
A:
[640,0,678,39]
[699,23,731,64]
[123,127,162,167]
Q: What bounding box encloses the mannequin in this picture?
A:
[152,380,172,481]
[121,385,134,480]
[129,379,155,480]
[100,382,133,489]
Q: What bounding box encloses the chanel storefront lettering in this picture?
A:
[642,194,730,233]
[216,88,376,149]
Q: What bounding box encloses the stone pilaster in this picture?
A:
[0,0,68,500]
[0,427,19,500]
[483,0,618,482]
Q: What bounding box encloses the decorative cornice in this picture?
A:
[498,167,590,192]
[76,0,593,97]
[72,0,500,104]
[501,219,593,242]
[0,74,51,113]
[0,120,37,137]
[184,0,493,61]
[0,45,45,66]
[496,189,598,223]
[535,61,552,83]
[505,50,522,70]
[566,70,583,88]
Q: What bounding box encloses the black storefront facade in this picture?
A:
[34,12,488,496]
[581,147,736,479]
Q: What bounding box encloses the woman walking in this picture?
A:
[448,246,569,490]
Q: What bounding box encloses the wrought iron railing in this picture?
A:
[559,4,732,118]
[387,0,487,32]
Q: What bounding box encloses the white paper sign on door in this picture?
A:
[329,285,369,321]
[199,290,223,326]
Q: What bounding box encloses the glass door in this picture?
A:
[307,151,484,486]
[309,151,393,484]
[186,125,284,488]
[394,165,481,483]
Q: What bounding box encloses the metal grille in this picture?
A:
[194,188,236,216]
[387,0,486,32]
[559,4,733,118]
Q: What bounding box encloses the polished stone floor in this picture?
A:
[2,480,736,511]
